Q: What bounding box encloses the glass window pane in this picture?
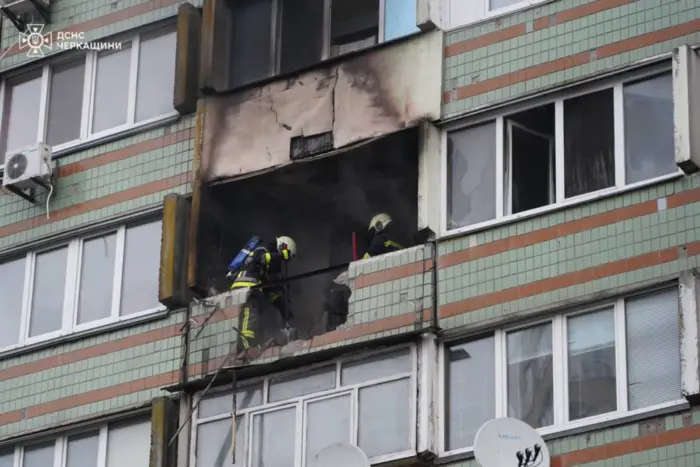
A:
[358,378,410,458]
[341,349,411,386]
[2,72,42,160]
[0,450,13,467]
[568,308,616,421]
[384,0,419,41]
[106,419,151,467]
[199,385,263,418]
[47,59,85,146]
[624,73,676,184]
[269,366,336,402]
[92,45,131,134]
[23,442,54,467]
[251,408,296,467]
[627,288,681,410]
[77,233,117,324]
[0,257,25,348]
[279,0,324,75]
[506,323,553,429]
[305,395,351,465]
[230,0,273,88]
[29,247,67,337]
[489,0,519,10]
[136,30,176,122]
[120,221,162,316]
[66,432,99,467]
[330,0,379,57]
[196,417,244,467]
[446,338,495,450]
[447,123,496,230]
[563,88,615,198]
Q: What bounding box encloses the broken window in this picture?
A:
[330,0,379,57]
[446,122,496,230]
[563,88,615,198]
[193,129,419,338]
[505,104,555,215]
[445,66,677,233]
[623,73,677,184]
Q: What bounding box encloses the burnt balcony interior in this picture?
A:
[196,129,419,340]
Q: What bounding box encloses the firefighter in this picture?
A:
[362,213,404,259]
[231,236,297,351]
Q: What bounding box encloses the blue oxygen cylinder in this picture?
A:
[227,236,261,275]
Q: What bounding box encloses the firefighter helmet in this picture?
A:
[276,236,297,258]
[368,213,392,233]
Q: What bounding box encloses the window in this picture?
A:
[445,0,549,30]
[0,418,151,467]
[228,0,419,88]
[445,69,679,233]
[0,26,177,165]
[193,347,417,466]
[0,219,163,351]
[443,287,682,454]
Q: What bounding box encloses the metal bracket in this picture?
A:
[4,177,51,205]
[0,7,26,32]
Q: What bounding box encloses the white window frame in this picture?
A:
[0,23,178,170]
[437,285,687,458]
[0,219,165,353]
[0,416,151,467]
[191,345,419,467]
[440,62,684,237]
[441,0,551,31]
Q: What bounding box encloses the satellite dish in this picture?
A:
[312,443,370,467]
[474,418,551,467]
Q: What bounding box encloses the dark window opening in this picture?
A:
[230,0,274,88]
[195,129,419,340]
[330,0,380,57]
[564,88,615,198]
[505,104,555,215]
[279,0,325,75]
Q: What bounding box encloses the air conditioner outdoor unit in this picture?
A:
[3,143,53,191]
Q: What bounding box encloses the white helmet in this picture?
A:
[276,236,297,258]
[368,213,392,233]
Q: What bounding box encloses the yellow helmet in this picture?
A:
[276,236,297,258]
[368,213,392,233]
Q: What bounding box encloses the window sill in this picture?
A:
[435,399,690,464]
[0,306,175,362]
[51,112,181,160]
[440,170,684,242]
[0,113,182,170]
[443,0,556,32]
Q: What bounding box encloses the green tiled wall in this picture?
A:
[443,0,700,117]
[187,245,434,379]
[0,310,185,440]
[0,0,201,71]
[438,174,700,330]
[0,116,194,253]
[447,407,700,467]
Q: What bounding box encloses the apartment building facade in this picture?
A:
[0,0,194,464]
[2,0,700,467]
[166,1,700,467]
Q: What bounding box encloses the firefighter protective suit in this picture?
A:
[231,236,296,352]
